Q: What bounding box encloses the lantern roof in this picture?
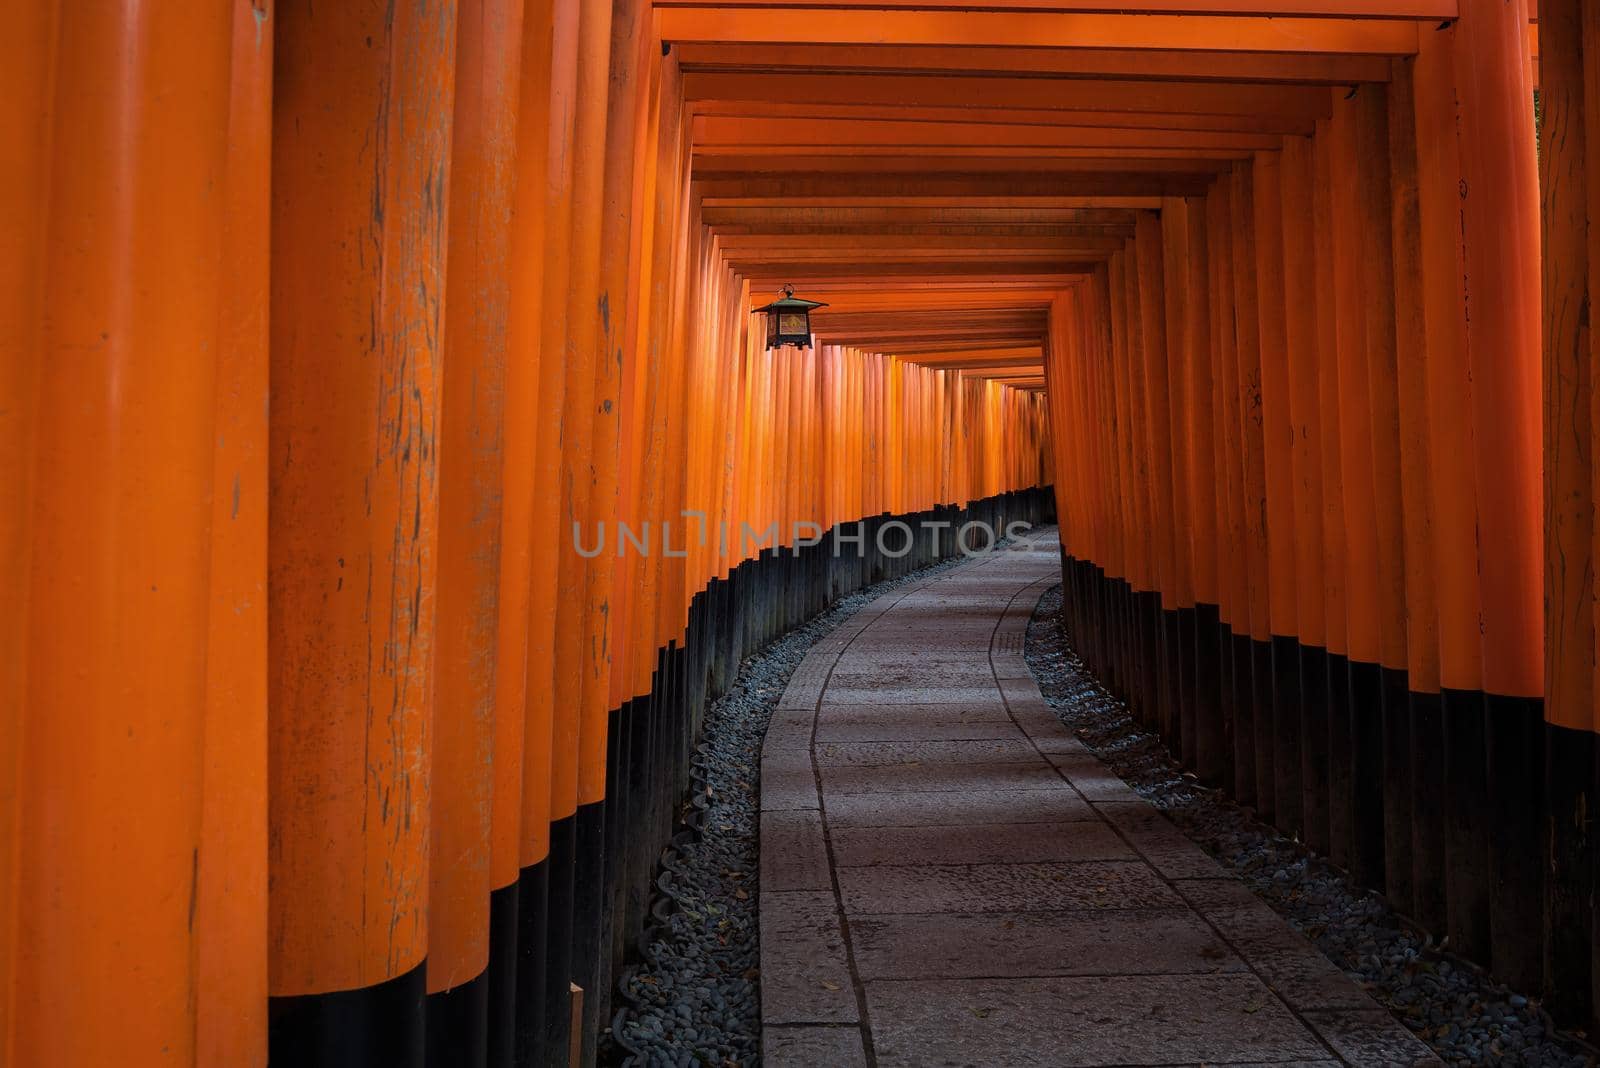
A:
[752,284,828,315]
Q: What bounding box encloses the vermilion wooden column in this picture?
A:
[1411,21,1490,966]
[1227,162,1270,815]
[1454,0,1545,992]
[1309,117,1350,867]
[1279,134,1330,857]
[1251,148,1302,837]
[199,4,273,1065]
[579,7,647,1055]
[267,2,457,1063]
[16,4,234,1066]
[1354,84,1411,910]
[0,2,54,1056]
[1180,197,1219,777]
[1135,213,1179,746]
[1159,201,1198,762]
[519,2,578,1060]
[1384,59,1446,937]
[1539,0,1600,1030]
[430,2,525,1065]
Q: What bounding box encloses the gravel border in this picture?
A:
[604,550,984,1068]
[1025,583,1597,1068]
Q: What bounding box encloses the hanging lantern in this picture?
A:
[752,284,827,350]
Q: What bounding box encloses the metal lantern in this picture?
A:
[752,284,827,350]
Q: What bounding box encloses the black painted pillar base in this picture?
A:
[1271,634,1303,839]
[1442,688,1490,965]
[269,963,427,1068]
[426,968,489,1068]
[1300,645,1330,856]
[568,803,607,1066]
[487,878,522,1068]
[1408,691,1447,937]
[541,816,577,1066]
[1251,638,1274,824]
[1380,666,1413,916]
[1231,631,1256,809]
[1192,604,1226,786]
[1325,651,1353,871]
[1348,658,1386,894]
[1176,606,1199,767]
[1486,693,1545,992]
[1544,722,1594,1027]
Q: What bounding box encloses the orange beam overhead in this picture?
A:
[659,0,1452,14]
[682,73,1336,120]
[673,43,1396,84]
[661,10,1424,55]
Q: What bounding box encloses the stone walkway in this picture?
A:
[758,534,1439,1068]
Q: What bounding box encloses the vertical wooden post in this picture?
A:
[267,2,456,1063]
[430,2,526,1064]
[1412,22,1490,965]
[1539,0,1600,1028]
[1252,149,1302,837]
[1455,0,1546,991]
[1280,134,1330,858]
[0,5,57,1059]
[1310,117,1350,868]
[1354,83,1412,911]
[1384,59,1445,937]
[199,4,274,1064]
[17,4,234,1066]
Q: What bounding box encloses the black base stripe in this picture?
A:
[426,965,489,1068]
[269,961,426,1068]
[486,878,520,1068]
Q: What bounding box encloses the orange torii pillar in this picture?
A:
[520,1,581,1060]
[430,1,526,1064]
[266,2,455,1063]
[9,4,258,1066]
[1539,0,1600,1029]
[1441,0,1544,991]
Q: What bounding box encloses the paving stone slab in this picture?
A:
[1301,1008,1443,1066]
[820,760,1065,796]
[824,787,1098,828]
[990,657,1035,681]
[1209,902,1377,1012]
[849,909,1244,980]
[759,891,859,1025]
[829,820,1134,867]
[838,860,1184,914]
[813,719,1028,743]
[1047,751,1144,802]
[814,701,1012,722]
[827,666,998,687]
[761,810,832,893]
[762,1025,869,1068]
[1095,801,1224,880]
[823,683,1006,705]
[813,739,1042,768]
[760,750,819,811]
[865,973,1329,1068]
[763,723,814,751]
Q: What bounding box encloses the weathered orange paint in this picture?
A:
[267,0,455,994]
[17,3,233,1063]
[198,3,273,1062]
[431,0,525,994]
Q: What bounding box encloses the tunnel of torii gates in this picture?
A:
[11,0,1600,1065]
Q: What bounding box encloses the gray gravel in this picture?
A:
[1025,583,1598,1068]
[604,551,981,1068]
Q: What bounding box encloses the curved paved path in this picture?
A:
[759,533,1438,1068]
